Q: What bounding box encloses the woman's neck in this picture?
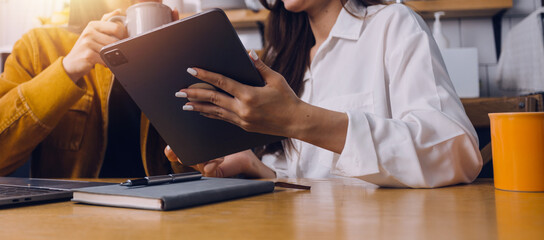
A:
[307,1,344,62]
[307,1,344,46]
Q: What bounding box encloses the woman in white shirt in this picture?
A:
[165,0,483,188]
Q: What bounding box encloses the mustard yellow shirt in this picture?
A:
[0,27,186,177]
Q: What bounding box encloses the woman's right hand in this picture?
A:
[164,147,276,178]
[62,9,128,82]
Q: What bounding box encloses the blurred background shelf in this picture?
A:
[405,0,514,19]
[180,9,269,28]
[179,0,513,28]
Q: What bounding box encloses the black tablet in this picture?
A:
[100,9,283,165]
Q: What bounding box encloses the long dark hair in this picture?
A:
[255,0,384,157]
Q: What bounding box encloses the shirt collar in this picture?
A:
[329,2,387,41]
[303,69,312,82]
[329,0,366,40]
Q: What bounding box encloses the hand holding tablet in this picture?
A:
[100,9,284,166]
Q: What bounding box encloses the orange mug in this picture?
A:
[489,112,544,192]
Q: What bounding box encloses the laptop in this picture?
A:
[0,177,113,208]
[99,9,284,166]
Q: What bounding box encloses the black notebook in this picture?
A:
[72,177,275,211]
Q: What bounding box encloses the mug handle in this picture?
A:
[108,15,126,25]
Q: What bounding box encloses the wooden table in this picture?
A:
[0,178,542,239]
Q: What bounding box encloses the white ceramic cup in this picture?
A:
[109,2,173,37]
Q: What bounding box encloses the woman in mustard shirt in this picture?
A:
[0,0,185,177]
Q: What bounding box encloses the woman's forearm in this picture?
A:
[288,102,349,154]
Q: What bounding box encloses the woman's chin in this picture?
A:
[282,0,307,12]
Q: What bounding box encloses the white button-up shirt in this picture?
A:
[262,3,482,188]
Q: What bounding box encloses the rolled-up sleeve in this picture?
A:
[332,6,482,188]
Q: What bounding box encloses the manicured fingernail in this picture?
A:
[249,49,258,60]
[175,92,187,98]
[183,105,194,111]
[187,68,197,76]
[166,145,171,151]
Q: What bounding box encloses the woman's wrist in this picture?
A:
[242,152,276,178]
[288,102,349,154]
[287,101,318,140]
[62,57,86,83]
[284,100,312,139]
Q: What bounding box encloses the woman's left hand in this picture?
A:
[164,147,276,178]
[177,50,305,138]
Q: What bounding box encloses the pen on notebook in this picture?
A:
[120,172,202,186]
